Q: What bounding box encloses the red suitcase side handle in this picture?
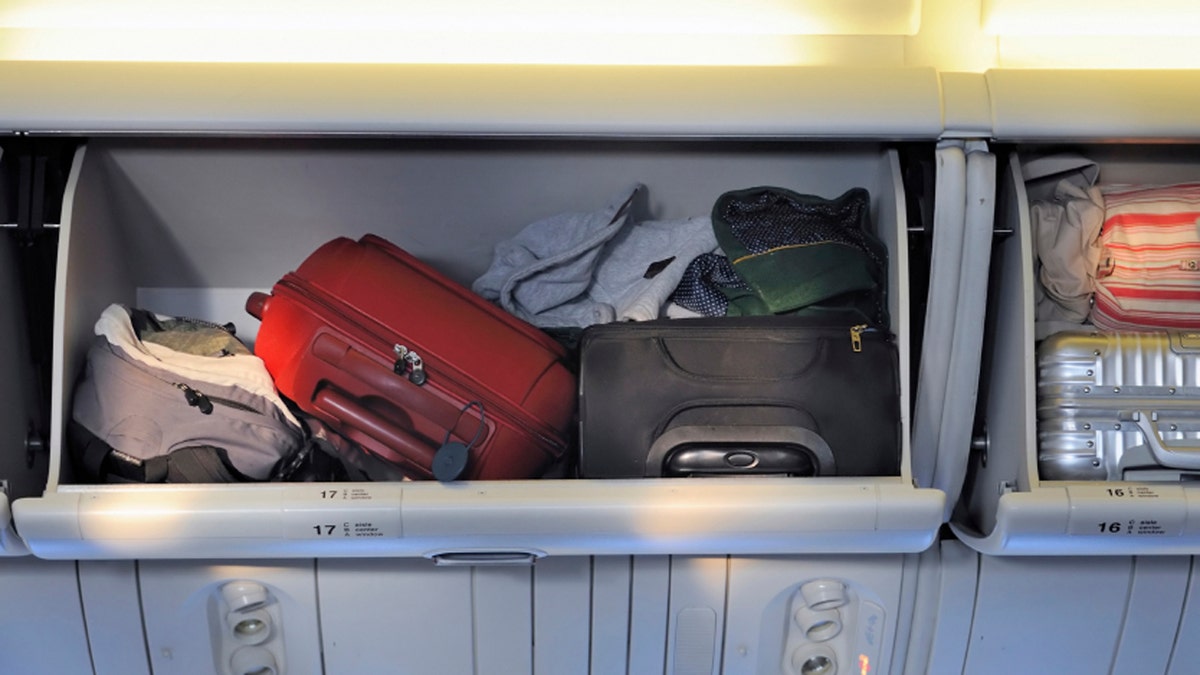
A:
[314,388,438,477]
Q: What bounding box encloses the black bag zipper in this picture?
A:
[173,382,260,415]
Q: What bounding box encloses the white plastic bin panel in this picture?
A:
[15,136,946,559]
[319,558,480,674]
[963,555,1133,675]
[0,63,943,139]
[1166,556,1200,675]
[0,558,94,674]
[987,70,1200,142]
[667,557,726,675]
[906,541,977,675]
[78,560,152,675]
[591,556,633,675]
[137,560,323,675]
[474,564,536,675]
[533,556,592,675]
[320,555,692,675]
[1115,556,1191,675]
[627,556,672,674]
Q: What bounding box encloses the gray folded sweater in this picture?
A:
[472,184,716,328]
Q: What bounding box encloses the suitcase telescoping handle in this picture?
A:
[646,425,837,478]
[314,386,441,475]
[315,388,438,477]
[1127,410,1200,470]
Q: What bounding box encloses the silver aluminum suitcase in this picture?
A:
[1037,330,1200,481]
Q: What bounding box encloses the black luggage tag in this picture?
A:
[433,442,470,482]
[434,402,486,482]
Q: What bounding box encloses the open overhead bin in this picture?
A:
[953,69,1200,555]
[1,62,951,560]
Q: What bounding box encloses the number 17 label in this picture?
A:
[282,485,402,540]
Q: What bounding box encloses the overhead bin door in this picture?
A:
[0,215,32,555]
[955,125,1200,554]
[0,142,68,556]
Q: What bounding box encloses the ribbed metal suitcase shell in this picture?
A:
[1037,330,1200,481]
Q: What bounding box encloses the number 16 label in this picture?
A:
[1066,484,1185,536]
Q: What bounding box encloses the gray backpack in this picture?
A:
[69,304,304,483]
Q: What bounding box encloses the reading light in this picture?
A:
[799,579,848,611]
[221,580,269,613]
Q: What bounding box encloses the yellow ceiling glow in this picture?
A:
[0,27,809,66]
[998,35,1200,70]
[0,0,918,65]
[984,0,1200,36]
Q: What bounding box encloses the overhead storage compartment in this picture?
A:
[1,62,955,560]
[955,138,1200,555]
[15,134,945,559]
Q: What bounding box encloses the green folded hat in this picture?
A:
[712,186,887,324]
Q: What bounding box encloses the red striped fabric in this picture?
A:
[1092,183,1200,331]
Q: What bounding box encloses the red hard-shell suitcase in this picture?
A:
[246,234,575,480]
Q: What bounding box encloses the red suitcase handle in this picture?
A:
[315,387,438,478]
[312,334,465,431]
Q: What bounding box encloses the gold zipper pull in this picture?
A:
[850,324,868,353]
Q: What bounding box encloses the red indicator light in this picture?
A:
[859,654,870,674]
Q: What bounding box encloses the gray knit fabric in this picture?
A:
[472,184,716,328]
